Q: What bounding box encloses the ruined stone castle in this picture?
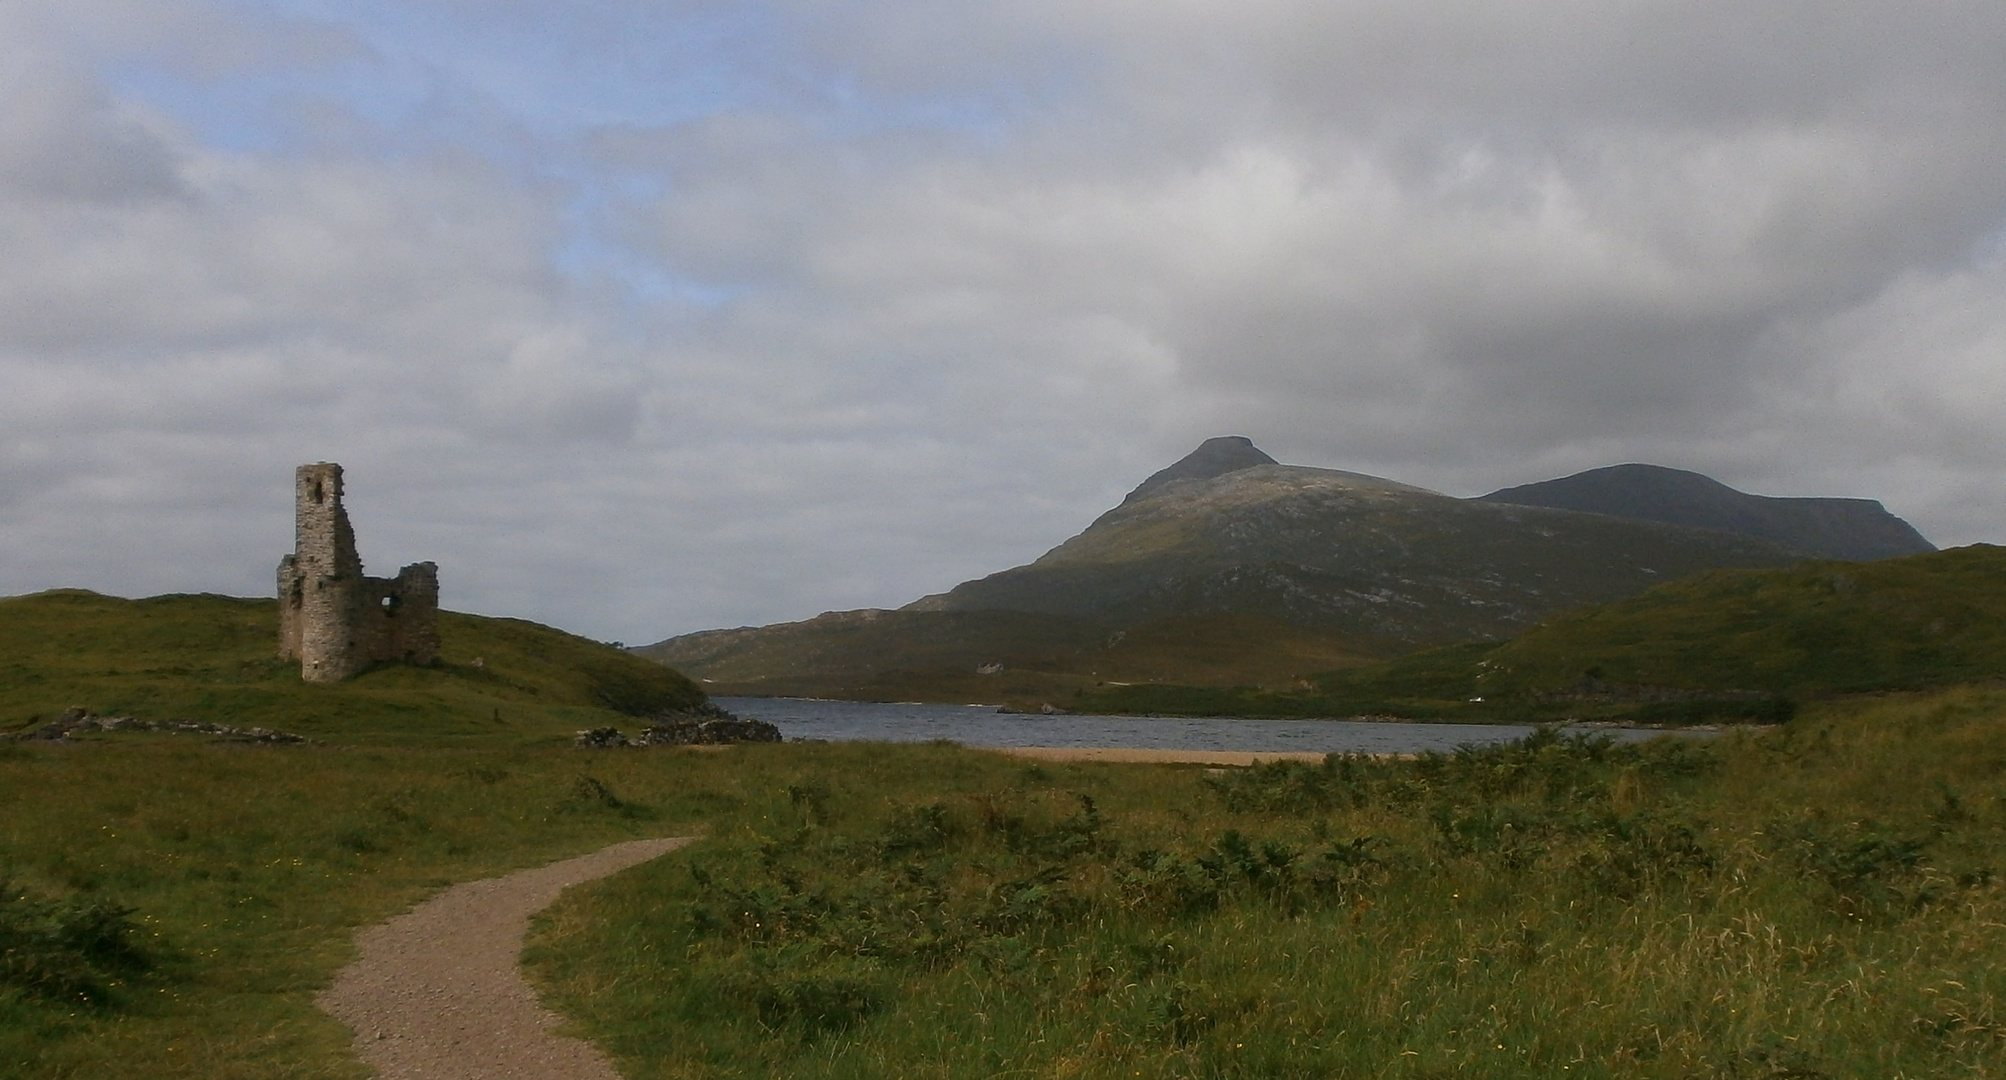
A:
[277,463,439,682]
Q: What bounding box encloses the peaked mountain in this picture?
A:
[1121,435,1277,504]
[640,440,1892,699]
[1479,463,1933,561]
[903,454,1797,646]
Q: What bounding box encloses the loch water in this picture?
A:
[715,697,1695,755]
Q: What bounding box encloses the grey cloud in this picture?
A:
[4,0,2005,643]
[0,54,186,205]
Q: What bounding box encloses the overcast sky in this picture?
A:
[4,1,2004,642]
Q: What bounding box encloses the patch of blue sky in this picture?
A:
[1972,220,2006,267]
[101,54,436,157]
[109,1,1073,158]
[95,0,1077,315]
[555,232,751,311]
[803,71,1037,145]
[234,0,794,135]
[549,169,751,311]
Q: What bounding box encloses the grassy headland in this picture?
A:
[527,688,2006,1079]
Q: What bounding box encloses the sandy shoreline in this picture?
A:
[991,746,1333,765]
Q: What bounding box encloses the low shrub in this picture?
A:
[0,875,154,1003]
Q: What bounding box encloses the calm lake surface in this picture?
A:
[715,697,1694,755]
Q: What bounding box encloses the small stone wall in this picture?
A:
[13,707,306,744]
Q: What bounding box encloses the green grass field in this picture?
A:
[4,586,2005,1078]
[527,689,2006,1079]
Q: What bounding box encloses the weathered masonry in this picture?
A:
[277,463,439,682]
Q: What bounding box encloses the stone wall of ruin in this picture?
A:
[277,463,439,682]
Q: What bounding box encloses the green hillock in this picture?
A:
[0,589,707,741]
[1470,543,2006,699]
[1080,545,2006,722]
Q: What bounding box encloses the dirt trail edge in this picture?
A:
[318,836,694,1080]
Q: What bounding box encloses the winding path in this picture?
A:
[317,836,693,1080]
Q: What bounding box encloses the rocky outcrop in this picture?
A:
[1121,435,1277,505]
[573,708,782,748]
[636,716,783,745]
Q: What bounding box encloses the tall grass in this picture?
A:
[527,688,2006,1078]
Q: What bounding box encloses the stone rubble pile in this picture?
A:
[14,706,308,743]
[574,709,782,748]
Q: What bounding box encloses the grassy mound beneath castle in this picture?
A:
[524,687,2006,1079]
[1076,544,2006,723]
[0,589,707,742]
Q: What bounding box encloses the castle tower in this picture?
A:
[278,463,438,682]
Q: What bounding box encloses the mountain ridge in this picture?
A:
[1479,462,1932,560]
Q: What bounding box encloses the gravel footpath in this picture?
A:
[318,836,693,1079]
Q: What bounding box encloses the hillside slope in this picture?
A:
[1080,544,2006,721]
[0,589,708,741]
[1471,543,2006,699]
[637,608,1380,700]
[1480,463,1933,560]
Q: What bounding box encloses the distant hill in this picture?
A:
[1479,463,1933,560]
[643,440,1837,700]
[905,455,1798,644]
[0,589,707,740]
[1080,544,2006,722]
